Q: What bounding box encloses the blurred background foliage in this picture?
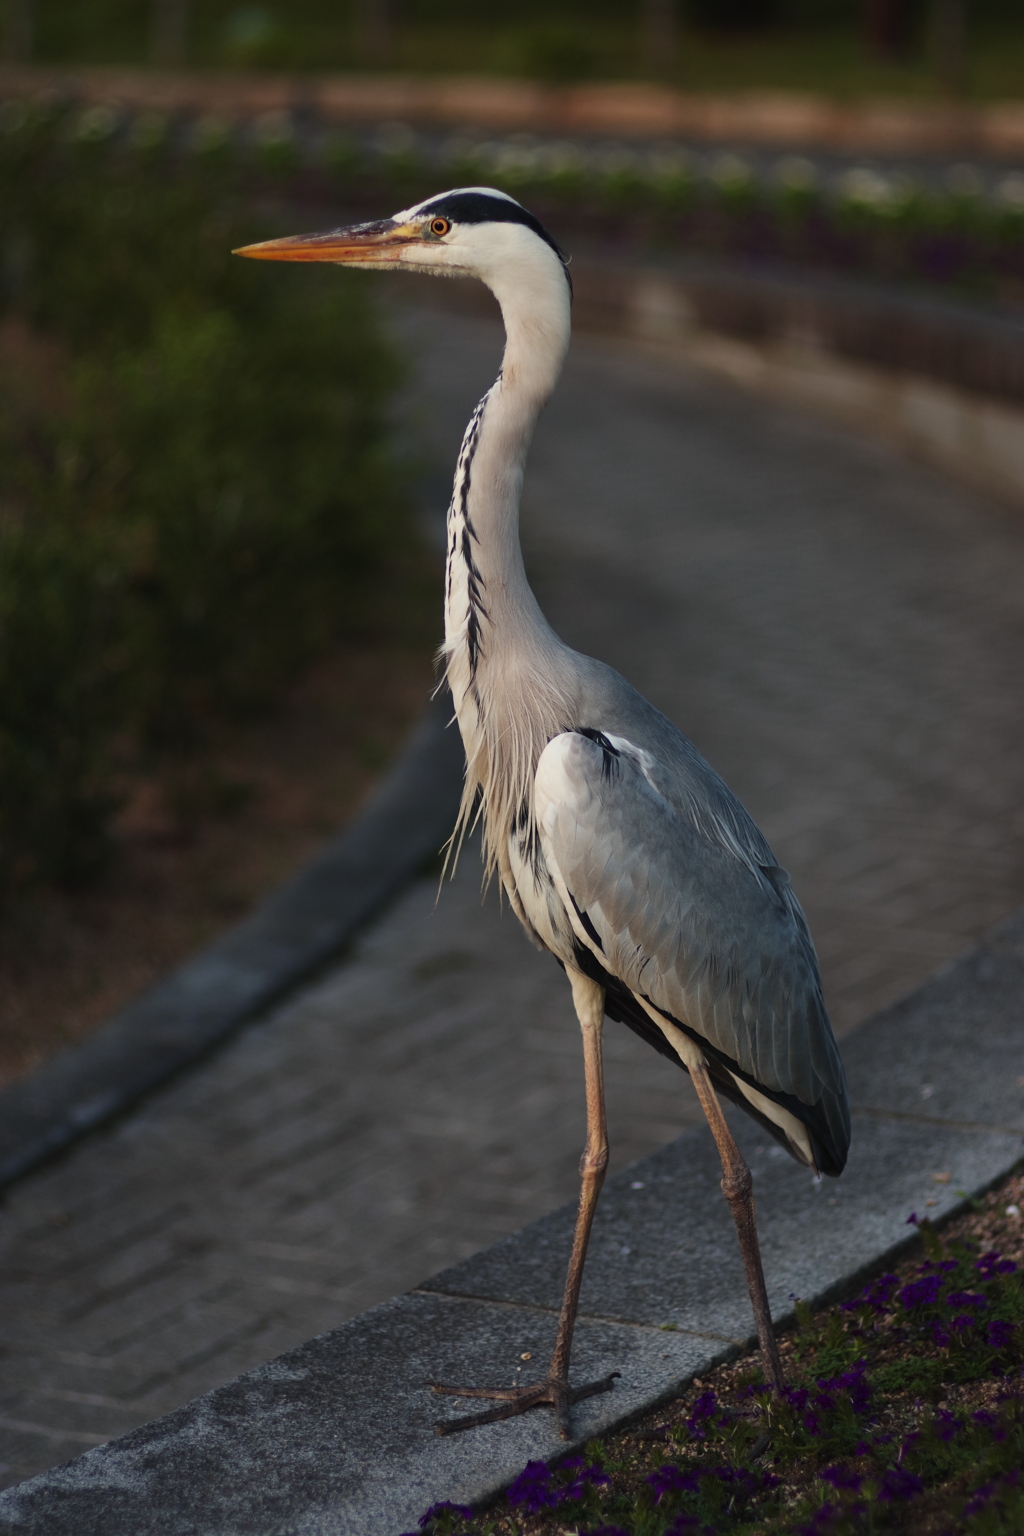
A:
[0,104,409,897]
[1,0,1023,98]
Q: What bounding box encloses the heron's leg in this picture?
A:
[549,970,611,1401]
[432,972,619,1438]
[689,1059,784,1391]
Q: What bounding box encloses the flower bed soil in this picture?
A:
[0,625,437,1089]
[413,1167,1024,1536]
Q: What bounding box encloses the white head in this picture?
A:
[235,187,572,371]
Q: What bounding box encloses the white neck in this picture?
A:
[444,247,571,660]
[442,236,576,890]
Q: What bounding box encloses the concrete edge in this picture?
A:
[0,691,464,1192]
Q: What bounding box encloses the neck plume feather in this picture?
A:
[441,248,575,909]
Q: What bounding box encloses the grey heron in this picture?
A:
[237,189,851,1437]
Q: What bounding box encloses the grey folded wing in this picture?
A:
[534,728,851,1175]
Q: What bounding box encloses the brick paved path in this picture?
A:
[3,306,1024,1489]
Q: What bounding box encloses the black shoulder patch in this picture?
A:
[576,727,621,781]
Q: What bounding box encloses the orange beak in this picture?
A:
[233,219,424,265]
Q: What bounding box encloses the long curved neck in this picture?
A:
[443,253,574,885]
[444,258,571,691]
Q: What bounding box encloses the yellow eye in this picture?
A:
[429,217,451,237]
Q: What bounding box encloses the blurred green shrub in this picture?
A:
[507,23,597,82]
[222,7,293,69]
[0,104,406,897]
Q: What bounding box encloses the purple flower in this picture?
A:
[898,1275,943,1309]
[508,1457,611,1512]
[712,1465,760,1496]
[647,1463,702,1502]
[906,1211,919,1225]
[933,1409,960,1441]
[819,1360,871,1415]
[508,1461,558,1512]
[684,1389,719,1439]
[740,1377,774,1401]
[559,1463,610,1503]
[972,1409,996,1427]
[842,1273,899,1317]
[821,1463,862,1492]
[947,1290,987,1310]
[582,1527,631,1536]
[878,1467,923,1501]
[951,1313,976,1332]
[988,1320,1017,1349]
[975,1251,1018,1278]
[930,1322,951,1348]
[663,1517,713,1536]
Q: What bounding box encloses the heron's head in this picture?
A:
[235,187,571,304]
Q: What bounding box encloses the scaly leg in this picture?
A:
[689,1059,784,1391]
[433,972,619,1437]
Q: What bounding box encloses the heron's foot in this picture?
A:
[432,1370,619,1439]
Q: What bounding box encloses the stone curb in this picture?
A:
[1,910,1022,1535]
[0,692,464,1192]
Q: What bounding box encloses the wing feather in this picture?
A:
[535,729,851,1175]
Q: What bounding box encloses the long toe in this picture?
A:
[433,1383,548,1436]
[432,1371,619,1438]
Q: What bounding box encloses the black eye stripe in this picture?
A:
[416,192,567,266]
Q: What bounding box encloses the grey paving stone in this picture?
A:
[841,909,1024,1131]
